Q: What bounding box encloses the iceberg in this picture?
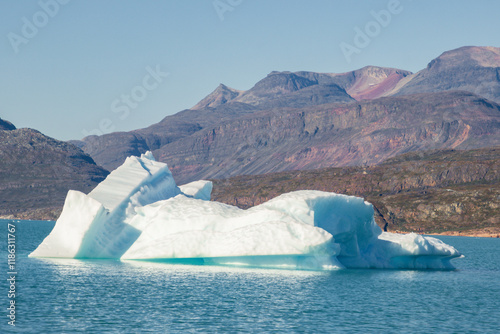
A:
[30,152,461,270]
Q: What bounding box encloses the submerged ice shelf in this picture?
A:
[30,152,461,270]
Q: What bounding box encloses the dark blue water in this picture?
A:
[1,220,499,333]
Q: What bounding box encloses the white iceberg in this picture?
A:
[30,152,461,270]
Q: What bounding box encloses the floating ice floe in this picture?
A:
[30,152,461,270]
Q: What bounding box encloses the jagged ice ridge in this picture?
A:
[30,152,461,270]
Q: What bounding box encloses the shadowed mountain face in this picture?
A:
[0,123,109,219]
[157,91,500,184]
[75,46,500,184]
[0,118,16,131]
[393,46,500,103]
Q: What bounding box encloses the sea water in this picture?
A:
[1,220,499,333]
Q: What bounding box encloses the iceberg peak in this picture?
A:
[140,151,155,161]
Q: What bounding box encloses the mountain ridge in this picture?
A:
[393,46,500,103]
[74,46,500,184]
[157,90,500,184]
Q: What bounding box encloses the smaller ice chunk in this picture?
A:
[179,180,213,201]
[374,232,461,269]
[141,151,155,161]
[29,190,106,258]
[379,232,459,257]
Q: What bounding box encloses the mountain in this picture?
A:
[192,71,358,110]
[74,46,500,184]
[0,121,109,219]
[231,67,412,106]
[211,146,500,237]
[71,102,258,172]
[0,118,16,130]
[156,90,500,184]
[74,66,410,172]
[295,66,412,100]
[392,46,500,103]
[191,84,242,110]
[231,71,355,107]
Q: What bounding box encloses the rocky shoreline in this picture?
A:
[431,229,500,238]
[0,207,61,222]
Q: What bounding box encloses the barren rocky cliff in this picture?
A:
[158,91,500,184]
[0,121,108,220]
[212,147,500,237]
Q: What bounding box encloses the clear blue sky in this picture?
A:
[1,0,499,140]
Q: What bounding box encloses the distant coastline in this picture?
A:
[431,230,500,238]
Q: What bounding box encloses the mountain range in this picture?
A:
[73,46,500,184]
[0,120,108,219]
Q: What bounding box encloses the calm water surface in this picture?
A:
[1,220,499,333]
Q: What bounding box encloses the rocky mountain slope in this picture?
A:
[74,66,409,172]
[0,120,109,220]
[211,147,500,236]
[75,46,500,184]
[157,90,500,184]
[0,118,16,131]
[392,46,500,103]
[295,66,412,100]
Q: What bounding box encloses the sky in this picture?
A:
[1,0,499,141]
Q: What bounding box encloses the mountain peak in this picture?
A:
[267,70,293,77]
[428,46,500,70]
[0,118,16,131]
[235,72,319,105]
[191,84,242,110]
[394,45,500,103]
[255,71,317,92]
[346,66,412,100]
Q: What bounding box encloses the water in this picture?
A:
[1,220,499,333]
